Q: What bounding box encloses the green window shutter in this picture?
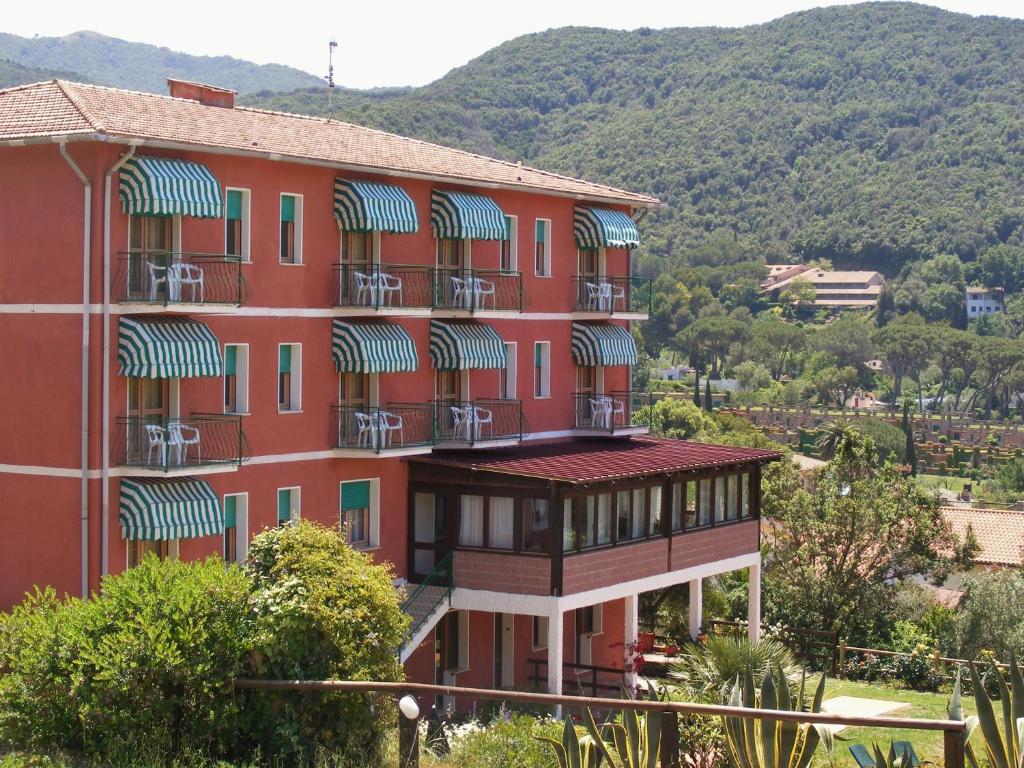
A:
[224,345,237,375]
[281,195,296,223]
[223,496,237,528]
[226,190,243,220]
[279,345,292,373]
[277,489,292,522]
[535,220,546,243]
[535,343,543,366]
[504,216,513,241]
[341,481,371,511]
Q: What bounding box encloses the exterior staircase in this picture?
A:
[398,552,453,663]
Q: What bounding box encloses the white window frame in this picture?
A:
[278,485,301,522]
[502,342,517,399]
[224,187,252,262]
[223,492,249,562]
[532,615,549,651]
[503,214,518,271]
[223,343,250,415]
[534,218,552,278]
[279,192,304,265]
[339,477,380,550]
[534,341,551,399]
[277,343,302,413]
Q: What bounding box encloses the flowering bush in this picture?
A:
[422,710,560,768]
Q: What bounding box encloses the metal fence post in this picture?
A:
[660,710,680,768]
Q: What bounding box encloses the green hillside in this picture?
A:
[243,2,1024,276]
[0,30,322,95]
[0,58,78,88]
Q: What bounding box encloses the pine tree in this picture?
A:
[704,379,713,412]
[693,370,701,409]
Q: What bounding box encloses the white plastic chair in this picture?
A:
[589,397,613,429]
[609,282,626,312]
[450,276,470,308]
[146,262,169,301]
[450,406,472,440]
[598,282,615,312]
[473,406,493,439]
[378,272,404,307]
[611,397,626,427]
[353,272,376,306]
[379,411,404,447]
[354,412,377,448]
[172,263,204,303]
[144,424,167,466]
[168,422,201,465]
[472,277,496,309]
[585,282,602,311]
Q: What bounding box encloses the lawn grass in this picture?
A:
[916,474,970,494]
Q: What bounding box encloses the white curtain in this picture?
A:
[649,486,663,534]
[632,488,645,538]
[490,497,515,549]
[597,493,612,545]
[460,495,484,546]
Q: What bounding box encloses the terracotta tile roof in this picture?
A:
[0,80,660,207]
[943,506,1024,566]
[416,436,780,484]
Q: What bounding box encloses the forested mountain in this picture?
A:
[0,59,75,88]
[243,3,1024,276]
[0,31,322,94]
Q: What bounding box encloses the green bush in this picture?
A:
[669,636,800,702]
[0,556,252,757]
[241,520,408,765]
[427,712,560,768]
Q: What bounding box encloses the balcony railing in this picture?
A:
[434,268,523,312]
[115,250,249,306]
[331,263,434,310]
[115,414,247,470]
[571,275,652,315]
[435,399,523,445]
[330,403,435,452]
[572,391,653,433]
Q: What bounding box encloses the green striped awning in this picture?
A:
[334,179,419,233]
[119,477,223,541]
[119,156,223,218]
[430,320,507,370]
[332,321,418,373]
[118,316,223,378]
[431,190,507,240]
[573,206,640,249]
[571,323,638,366]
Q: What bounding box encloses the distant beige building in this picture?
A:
[966,286,1005,318]
[762,265,885,308]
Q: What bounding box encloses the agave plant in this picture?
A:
[537,714,605,768]
[948,655,1024,768]
[721,664,826,768]
[867,743,917,768]
[670,636,801,703]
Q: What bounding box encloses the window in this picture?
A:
[225,188,251,261]
[649,485,663,535]
[533,341,550,398]
[578,605,603,635]
[532,616,549,650]
[278,343,301,412]
[127,539,171,568]
[223,493,248,563]
[501,215,518,271]
[617,490,633,541]
[341,480,374,549]
[279,193,303,264]
[223,344,249,414]
[563,499,578,552]
[277,487,300,525]
[715,476,726,523]
[686,480,698,528]
[460,495,484,547]
[727,475,739,521]
[489,497,515,549]
[596,494,612,545]
[534,218,551,276]
[632,488,646,538]
[501,342,517,399]
[522,498,549,553]
[698,479,712,527]
[440,611,470,672]
[671,482,683,532]
[437,238,467,269]
[740,473,753,519]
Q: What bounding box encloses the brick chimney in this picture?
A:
[167,79,236,108]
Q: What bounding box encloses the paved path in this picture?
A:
[819,695,911,733]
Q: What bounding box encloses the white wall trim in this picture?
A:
[0,304,601,320]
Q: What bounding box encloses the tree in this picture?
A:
[740,317,807,381]
[902,402,918,474]
[733,360,773,393]
[814,419,863,461]
[813,365,858,407]
[778,277,816,318]
[952,570,1024,659]
[873,313,931,403]
[763,444,968,644]
[704,378,713,411]
[972,244,1024,294]
[814,313,876,372]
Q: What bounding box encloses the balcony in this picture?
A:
[115,250,249,307]
[332,263,433,315]
[330,403,435,456]
[572,391,652,437]
[571,275,651,318]
[434,399,523,448]
[115,414,248,474]
[433,268,524,315]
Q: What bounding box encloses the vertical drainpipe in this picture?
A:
[58,142,91,598]
[101,142,141,577]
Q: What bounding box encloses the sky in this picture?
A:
[6,0,1024,89]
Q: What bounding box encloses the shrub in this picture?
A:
[952,570,1024,661]
[241,520,409,765]
[427,711,559,768]
[669,636,800,702]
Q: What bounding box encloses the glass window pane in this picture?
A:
[522,498,549,553]
[727,475,739,521]
[583,497,597,548]
[460,495,484,547]
[563,499,576,552]
[597,494,612,545]
[698,479,711,527]
[632,488,645,538]
[650,486,662,535]
[489,497,515,549]
[741,473,752,518]
[671,482,683,532]
[685,480,698,529]
[715,477,726,523]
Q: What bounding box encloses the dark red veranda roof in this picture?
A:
[416,436,780,484]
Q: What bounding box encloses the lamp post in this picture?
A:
[398,694,420,768]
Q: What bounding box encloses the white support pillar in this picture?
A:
[748,563,762,642]
[623,593,639,688]
[546,609,564,698]
[688,578,703,641]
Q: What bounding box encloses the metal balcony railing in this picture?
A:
[571,275,652,314]
[434,268,523,312]
[572,391,653,433]
[331,263,434,309]
[115,250,249,306]
[435,399,523,444]
[115,414,248,470]
[330,403,435,452]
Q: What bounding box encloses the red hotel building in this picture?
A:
[0,79,777,693]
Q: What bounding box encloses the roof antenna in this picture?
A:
[325,37,337,121]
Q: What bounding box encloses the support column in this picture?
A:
[748,563,761,642]
[546,609,564,698]
[623,593,639,688]
[688,578,703,641]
